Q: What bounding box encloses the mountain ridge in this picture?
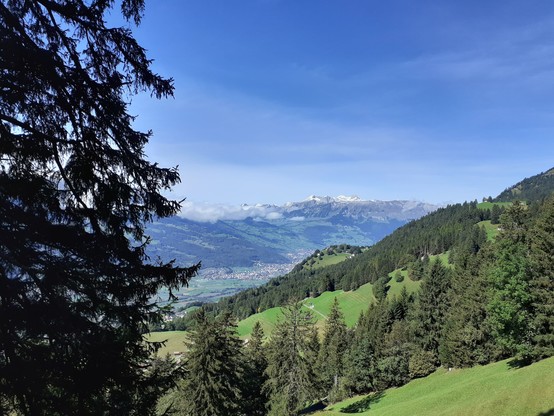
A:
[493,167,554,202]
[147,197,438,273]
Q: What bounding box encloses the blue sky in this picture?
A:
[127,0,554,205]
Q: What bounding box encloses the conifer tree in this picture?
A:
[264,302,318,416]
[0,2,198,414]
[375,320,411,390]
[317,298,349,401]
[243,321,269,416]
[413,259,451,362]
[491,204,502,224]
[439,247,497,367]
[343,302,389,395]
[344,331,375,395]
[528,197,554,360]
[172,311,244,416]
[487,202,534,361]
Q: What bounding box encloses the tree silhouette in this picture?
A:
[0,1,199,414]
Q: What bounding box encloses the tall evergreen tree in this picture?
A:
[413,259,451,362]
[375,320,411,390]
[439,247,498,367]
[264,302,318,416]
[171,311,244,416]
[487,202,534,361]
[528,197,554,360]
[317,298,349,401]
[243,321,269,416]
[343,301,389,395]
[490,204,502,224]
[0,2,198,414]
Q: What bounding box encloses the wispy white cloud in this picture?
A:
[178,201,282,222]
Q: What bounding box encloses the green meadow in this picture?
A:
[315,356,554,416]
[386,269,421,297]
[477,201,513,210]
[303,252,353,270]
[237,271,423,338]
[478,219,501,241]
[145,331,189,357]
[149,253,448,351]
[237,282,375,338]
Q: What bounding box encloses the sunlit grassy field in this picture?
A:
[314,357,554,416]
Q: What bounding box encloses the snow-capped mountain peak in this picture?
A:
[335,195,362,203]
[304,195,363,203]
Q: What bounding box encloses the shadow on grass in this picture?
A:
[507,357,534,369]
[340,391,385,413]
[537,409,554,416]
[299,399,328,415]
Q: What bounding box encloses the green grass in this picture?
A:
[303,282,375,327]
[477,201,513,210]
[237,306,284,337]
[150,255,452,348]
[386,269,421,297]
[304,252,352,271]
[478,220,501,241]
[237,282,376,338]
[313,357,554,416]
[145,331,188,357]
[238,268,429,339]
[151,253,457,349]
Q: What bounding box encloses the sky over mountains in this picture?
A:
[126,0,554,205]
[178,196,436,223]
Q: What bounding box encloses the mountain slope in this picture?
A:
[207,201,487,320]
[146,197,437,275]
[494,167,554,203]
[315,357,554,416]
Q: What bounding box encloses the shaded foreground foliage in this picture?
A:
[0,1,198,414]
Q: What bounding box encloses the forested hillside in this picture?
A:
[159,192,554,416]
[204,200,492,320]
[494,167,554,203]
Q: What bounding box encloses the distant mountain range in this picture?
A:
[146,196,438,280]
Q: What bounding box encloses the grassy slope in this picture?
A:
[477,201,513,210]
[148,268,424,352]
[237,282,375,337]
[304,252,352,270]
[145,331,188,357]
[148,251,444,351]
[315,356,554,416]
[386,269,421,297]
[479,219,501,241]
[238,271,423,338]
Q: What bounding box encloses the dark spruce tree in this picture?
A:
[264,302,319,416]
[413,259,451,364]
[487,202,534,361]
[528,196,554,360]
[0,1,199,415]
[344,325,376,395]
[343,301,388,395]
[242,321,269,416]
[316,297,349,402]
[169,311,244,416]
[439,246,498,368]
